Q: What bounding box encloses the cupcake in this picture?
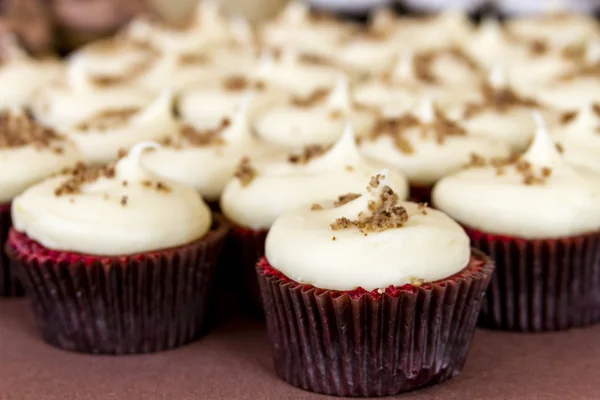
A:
[432,113,600,331]
[0,37,62,110]
[142,93,279,207]
[255,48,342,100]
[260,2,353,59]
[258,171,494,396]
[126,0,235,55]
[552,103,600,173]
[0,110,82,296]
[60,91,177,166]
[253,74,376,150]
[220,126,409,310]
[359,99,512,202]
[536,42,600,111]
[32,58,154,129]
[504,11,600,50]
[66,36,160,88]
[6,142,229,353]
[391,10,475,53]
[354,51,483,118]
[458,66,543,152]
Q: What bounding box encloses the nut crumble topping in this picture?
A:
[290,88,330,107]
[173,119,232,147]
[464,84,539,118]
[0,111,65,153]
[288,144,330,164]
[234,157,257,186]
[465,153,553,185]
[75,108,140,131]
[330,174,409,233]
[333,193,360,207]
[413,48,480,84]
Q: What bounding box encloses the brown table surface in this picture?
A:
[1,299,599,400]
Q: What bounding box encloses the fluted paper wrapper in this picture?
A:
[6,217,228,354]
[1,202,23,297]
[257,250,494,397]
[466,227,600,332]
[225,225,268,313]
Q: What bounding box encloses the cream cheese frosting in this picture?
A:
[260,2,351,58]
[32,58,155,129]
[432,112,600,239]
[221,126,409,230]
[360,99,512,187]
[552,103,600,173]
[142,93,278,201]
[0,37,62,110]
[126,0,234,54]
[256,49,341,99]
[62,91,177,166]
[0,110,82,204]
[12,142,212,255]
[253,74,376,149]
[264,171,470,291]
[67,37,159,87]
[460,66,541,151]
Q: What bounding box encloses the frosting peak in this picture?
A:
[116,141,161,181]
[326,74,351,112]
[524,112,563,165]
[488,64,508,90]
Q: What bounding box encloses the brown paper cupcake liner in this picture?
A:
[6,215,229,354]
[223,224,268,314]
[1,202,24,297]
[466,227,600,332]
[256,249,494,397]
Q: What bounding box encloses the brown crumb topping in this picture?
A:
[465,152,553,185]
[221,75,266,92]
[234,157,257,187]
[417,202,428,215]
[88,41,158,86]
[413,48,480,84]
[464,83,539,118]
[330,174,409,233]
[178,53,210,65]
[370,108,466,153]
[290,88,330,107]
[311,203,323,210]
[333,193,360,207]
[54,162,116,196]
[559,62,600,81]
[75,108,140,131]
[288,144,331,165]
[174,119,231,147]
[0,111,65,152]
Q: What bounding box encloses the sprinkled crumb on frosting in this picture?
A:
[75,108,140,131]
[464,83,539,118]
[288,144,331,164]
[413,48,479,84]
[235,157,257,186]
[465,152,554,185]
[330,174,409,233]
[290,88,329,107]
[0,111,65,153]
[168,118,231,147]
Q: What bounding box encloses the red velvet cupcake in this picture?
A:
[359,99,512,204]
[220,126,409,312]
[257,171,494,396]
[0,110,82,296]
[432,113,600,332]
[6,143,228,354]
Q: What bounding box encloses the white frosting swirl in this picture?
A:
[253,74,376,149]
[360,100,512,186]
[32,59,154,129]
[62,91,177,166]
[12,142,212,255]
[256,49,340,98]
[143,93,278,201]
[0,111,83,203]
[433,113,600,239]
[553,104,600,173]
[221,125,409,230]
[0,37,62,110]
[461,67,540,152]
[265,171,470,291]
[126,0,233,54]
[260,2,349,58]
